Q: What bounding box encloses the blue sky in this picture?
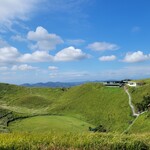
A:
[1,0,150,84]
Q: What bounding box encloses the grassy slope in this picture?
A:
[0,132,150,149]
[129,84,150,105]
[129,112,150,133]
[9,116,93,133]
[50,83,133,132]
[0,82,149,133]
[0,83,64,114]
[127,79,150,133]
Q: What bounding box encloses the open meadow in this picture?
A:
[0,81,150,149]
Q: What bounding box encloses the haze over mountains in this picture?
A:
[21,81,99,88]
[21,79,131,88]
[21,81,84,88]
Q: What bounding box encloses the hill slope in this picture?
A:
[127,79,150,133]
[50,83,133,132]
[0,82,149,133]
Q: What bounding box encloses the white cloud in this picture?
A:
[20,46,89,63]
[0,45,89,64]
[27,26,63,51]
[0,66,8,71]
[66,39,85,46]
[0,0,40,31]
[0,47,20,65]
[97,66,150,80]
[19,51,53,63]
[54,46,90,61]
[0,39,9,47]
[11,64,37,71]
[48,66,58,71]
[49,73,58,78]
[99,55,116,61]
[49,71,89,80]
[11,35,27,42]
[87,42,119,51]
[123,51,150,63]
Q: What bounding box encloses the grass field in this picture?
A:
[127,79,150,133]
[129,79,150,105]
[0,83,64,113]
[0,132,150,150]
[0,81,150,149]
[9,115,94,133]
[50,83,133,132]
[0,82,134,133]
[129,112,150,133]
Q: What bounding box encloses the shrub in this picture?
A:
[136,95,150,112]
[89,125,106,132]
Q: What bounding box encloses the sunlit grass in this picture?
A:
[0,132,149,149]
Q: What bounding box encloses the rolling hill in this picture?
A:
[0,80,149,134]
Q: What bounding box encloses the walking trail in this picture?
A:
[122,86,140,134]
[123,86,146,134]
[124,86,139,117]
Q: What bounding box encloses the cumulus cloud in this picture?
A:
[87,42,119,51]
[19,51,53,63]
[48,66,58,71]
[20,46,89,62]
[0,46,20,64]
[11,64,37,71]
[123,51,150,63]
[0,0,40,31]
[54,46,89,61]
[27,26,63,51]
[99,55,116,61]
[0,45,89,64]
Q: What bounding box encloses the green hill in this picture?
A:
[0,81,149,134]
[127,79,150,133]
[0,81,150,149]
[49,83,133,132]
[129,112,150,133]
[9,115,93,133]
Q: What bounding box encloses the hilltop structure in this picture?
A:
[103,80,124,87]
[103,79,137,87]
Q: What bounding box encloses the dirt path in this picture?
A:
[124,87,139,117]
[122,86,147,134]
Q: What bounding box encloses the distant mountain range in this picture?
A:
[21,81,86,88]
[21,81,103,88]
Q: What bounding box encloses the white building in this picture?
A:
[127,82,137,87]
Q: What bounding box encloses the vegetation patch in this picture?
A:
[16,95,52,108]
[135,95,150,112]
[9,115,94,133]
[128,112,150,133]
[0,82,150,135]
[0,132,150,149]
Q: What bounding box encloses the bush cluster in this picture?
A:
[136,95,150,112]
